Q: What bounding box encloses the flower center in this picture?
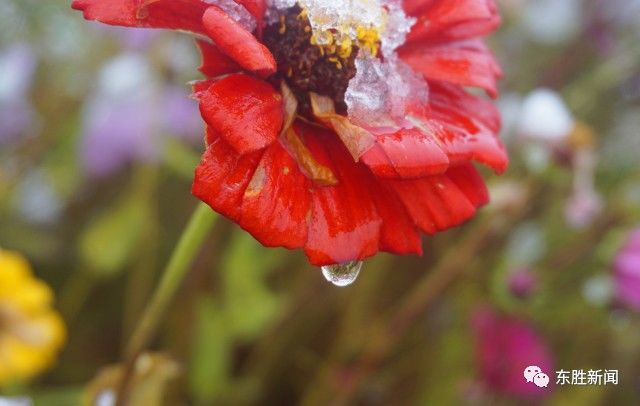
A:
[263,5,381,116]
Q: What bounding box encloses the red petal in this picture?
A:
[202,6,276,77]
[298,125,382,266]
[71,0,208,33]
[239,140,311,249]
[196,39,241,78]
[429,81,501,133]
[369,181,423,255]
[192,128,264,221]
[445,163,489,208]
[194,128,312,249]
[406,0,500,43]
[190,79,216,97]
[402,0,437,17]
[234,0,266,30]
[426,90,508,173]
[193,125,486,264]
[384,171,478,234]
[197,73,283,154]
[399,39,501,97]
[361,127,450,178]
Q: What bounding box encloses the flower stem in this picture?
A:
[125,202,216,357]
[116,202,216,405]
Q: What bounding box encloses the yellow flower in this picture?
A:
[0,249,66,386]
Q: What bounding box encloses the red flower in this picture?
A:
[72,0,508,266]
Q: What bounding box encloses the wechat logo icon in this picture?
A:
[524,365,549,388]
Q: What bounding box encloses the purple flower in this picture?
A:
[79,44,203,178]
[92,23,158,50]
[613,229,640,311]
[80,53,159,177]
[472,307,554,399]
[162,86,203,142]
[81,96,159,177]
[0,44,38,144]
[508,268,537,299]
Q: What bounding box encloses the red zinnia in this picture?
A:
[72,0,508,267]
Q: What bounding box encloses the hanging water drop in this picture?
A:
[321,261,363,287]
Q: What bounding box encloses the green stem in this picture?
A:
[116,202,217,405]
[125,202,217,358]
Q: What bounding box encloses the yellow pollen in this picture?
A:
[328,57,343,69]
[356,26,380,56]
[308,22,380,62]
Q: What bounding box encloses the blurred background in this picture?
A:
[1,0,639,404]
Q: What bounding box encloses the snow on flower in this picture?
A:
[71,0,508,266]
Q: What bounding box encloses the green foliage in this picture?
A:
[220,232,284,340]
[78,194,149,278]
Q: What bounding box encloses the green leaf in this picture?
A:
[78,195,148,277]
[188,296,231,402]
[220,231,284,340]
[31,386,83,406]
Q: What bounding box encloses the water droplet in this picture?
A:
[321,261,363,287]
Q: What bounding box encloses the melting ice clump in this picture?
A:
[345,55,428,127]
[266,0,428,127]
[267,0,386,44]
[343,0,427,128]
[205,0,257,32]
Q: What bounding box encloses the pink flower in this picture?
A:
[472,307,554,399]
[507,267,537,299]
[613,228,640,311]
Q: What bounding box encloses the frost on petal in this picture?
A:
[204,0,257,32]
[267,0,414,53]
[379,0,416,56]
[345,54,428,128]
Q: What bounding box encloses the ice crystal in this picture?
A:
[205,0,257,32]
[345,54,428,128]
